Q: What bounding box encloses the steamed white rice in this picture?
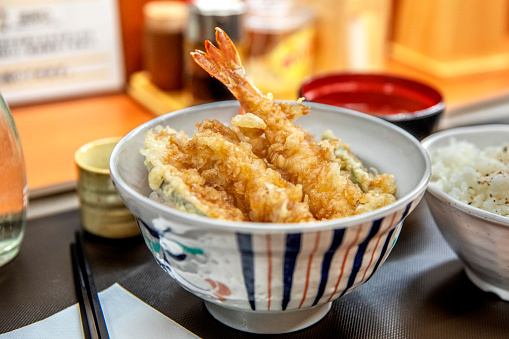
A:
[430,138,509,216]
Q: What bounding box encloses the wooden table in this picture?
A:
[11,93,155,196]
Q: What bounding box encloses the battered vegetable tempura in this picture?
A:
[142,127,246,221]
[191,28,396,220]
[141,28,396,223]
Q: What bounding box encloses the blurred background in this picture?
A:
[1,0,509,215]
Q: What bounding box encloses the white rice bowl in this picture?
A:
[429,139,509,216]
[422,124,509,301]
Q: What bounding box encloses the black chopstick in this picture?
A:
[71,231,110,339]
[71,242,93,339]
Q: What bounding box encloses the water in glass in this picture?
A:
[0,93,27,267]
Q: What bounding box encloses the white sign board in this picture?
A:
[0,0,125,105]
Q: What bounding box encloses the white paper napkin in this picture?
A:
[1,283,201,339]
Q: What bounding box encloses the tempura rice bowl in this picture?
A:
[423,125,509,301]
[110,101,431,333]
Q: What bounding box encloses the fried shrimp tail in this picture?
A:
[191,29,261,111]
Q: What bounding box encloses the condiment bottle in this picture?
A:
[244,0,315,100]
[185,0,245,105]
[143,1,189,91]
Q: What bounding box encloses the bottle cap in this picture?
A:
[144,1,189,33]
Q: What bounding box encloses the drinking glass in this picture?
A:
[0,93,27,267]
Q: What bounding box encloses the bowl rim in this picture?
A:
[422,124,509,227]
[298,72,445,122]
[75,136,123,175]
[110,101,432,233]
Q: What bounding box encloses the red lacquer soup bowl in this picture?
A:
[299,73,445,140]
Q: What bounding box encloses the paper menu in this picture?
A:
[0,0,125,105]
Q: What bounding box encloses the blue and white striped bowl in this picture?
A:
[111,101,431,334]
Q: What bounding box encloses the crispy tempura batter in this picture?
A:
[186,120,315,223]
[143,121,315,223]
[191,28,396,219]
[142,127,246,221]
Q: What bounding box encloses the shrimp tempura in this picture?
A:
[186,119,316,223]
[192,28,368,219]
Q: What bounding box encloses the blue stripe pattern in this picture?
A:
[312,228,346,306]
[282,233,301,310]
[364,202,413,282]
[366,228,395,282]
[400,202,412,223]
[340,218,382,297]
[234,202,413,312]
[236,232,256,310]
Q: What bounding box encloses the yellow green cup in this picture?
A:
[74,137,140,239]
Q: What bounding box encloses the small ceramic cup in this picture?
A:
[74,137,140,239]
